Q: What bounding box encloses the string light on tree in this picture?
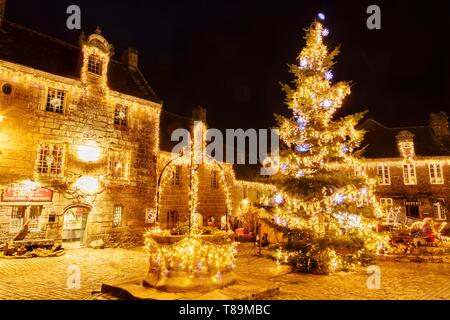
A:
[273,18,390,273]
[321,100,333,108]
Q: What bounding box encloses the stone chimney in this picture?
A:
[121,48,139,71]
[430,112,449,137]
[192,106,207,123]
[0,0,6,28]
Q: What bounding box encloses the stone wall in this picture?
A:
[0,61,161,245]
[366,162,450,225]
[157,153,276,230]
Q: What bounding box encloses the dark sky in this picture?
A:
[5,0,450,131]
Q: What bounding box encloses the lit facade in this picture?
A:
[0,22,161,245]
[156,109,276,231]
[361,113,450,230]
[0,20,274,246]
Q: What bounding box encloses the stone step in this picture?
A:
[101,276,280,300]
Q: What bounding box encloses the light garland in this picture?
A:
[80,45,110,94]
[144,233,238,277]
[271,19,392,273]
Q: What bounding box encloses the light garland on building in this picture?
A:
[80,45,110,95]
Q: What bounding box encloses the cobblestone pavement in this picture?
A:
[0,243,449,300]
[237,244,450,300]
[0,244,148,300]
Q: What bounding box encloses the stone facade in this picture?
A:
[361,114,450,230]
[0,30,161,245]
[0,18,276,246]
[157,150,276,230]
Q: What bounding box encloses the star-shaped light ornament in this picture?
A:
[299,59,308,69]
[45,155,55,166]
[50,98,62,108]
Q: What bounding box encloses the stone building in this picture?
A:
[0,9,275,246]
[0,18,161,245]
[361,112,450,230]
[156,108,276,231]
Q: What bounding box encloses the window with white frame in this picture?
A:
[10,206,25,232]
[172,166,181,186]
[354,165,366,177]
[399,141,415,158]
[403,163,417,185]
[211,171,219,189]
[429,163,444,184]
[36,143,66,176]
[88,55,102,75]
[112,206,122,227]
[380,198,393,214]
[114,105,128,127]
[108,150,130,180]
[29,206,42,232]
[433,201,447,220]
[46,88,66,114]
[377,164,390,185]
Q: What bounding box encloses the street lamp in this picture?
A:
[155,150,184,224]
[0,114,4,123]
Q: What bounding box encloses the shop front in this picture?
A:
[62,204,91,243]
[0,184,54,242]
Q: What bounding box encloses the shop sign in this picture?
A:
[1,187,53,203]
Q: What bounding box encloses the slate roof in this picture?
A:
[0,21,160,103]
[159,110,268,181]
[360,118,450,158]
[159,110,193,153]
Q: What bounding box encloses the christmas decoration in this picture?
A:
[317,13,326,21]
[273,19,390,273]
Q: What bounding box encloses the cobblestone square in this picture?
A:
[0,243,449,300]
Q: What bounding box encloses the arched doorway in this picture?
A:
[62,204,92,243]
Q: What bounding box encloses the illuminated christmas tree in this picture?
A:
[272,15,390,273]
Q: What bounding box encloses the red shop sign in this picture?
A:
[1,187,53,203]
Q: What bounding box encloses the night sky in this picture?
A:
[5,0,450,132]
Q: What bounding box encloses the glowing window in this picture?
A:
[108,150,130,180]
[10,206,25,232]
[167,211,179,229]
[113,206,123,228]
[429,163,444,184]
[399,141,415,158]
[211,171,219,189]
[29,206,42,232]
[88,55,102,75]
[403,164,417,185]
[46,88,65,114]
[36,143,66,176]
[114,105,128,127]
[377,165,390,185]
[172,166,181,186]
[433,201,447,220]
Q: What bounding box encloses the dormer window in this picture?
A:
[399,141,414,158]
[88,55,102,75]
[80,29,112,91]
[396,130,415,158]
